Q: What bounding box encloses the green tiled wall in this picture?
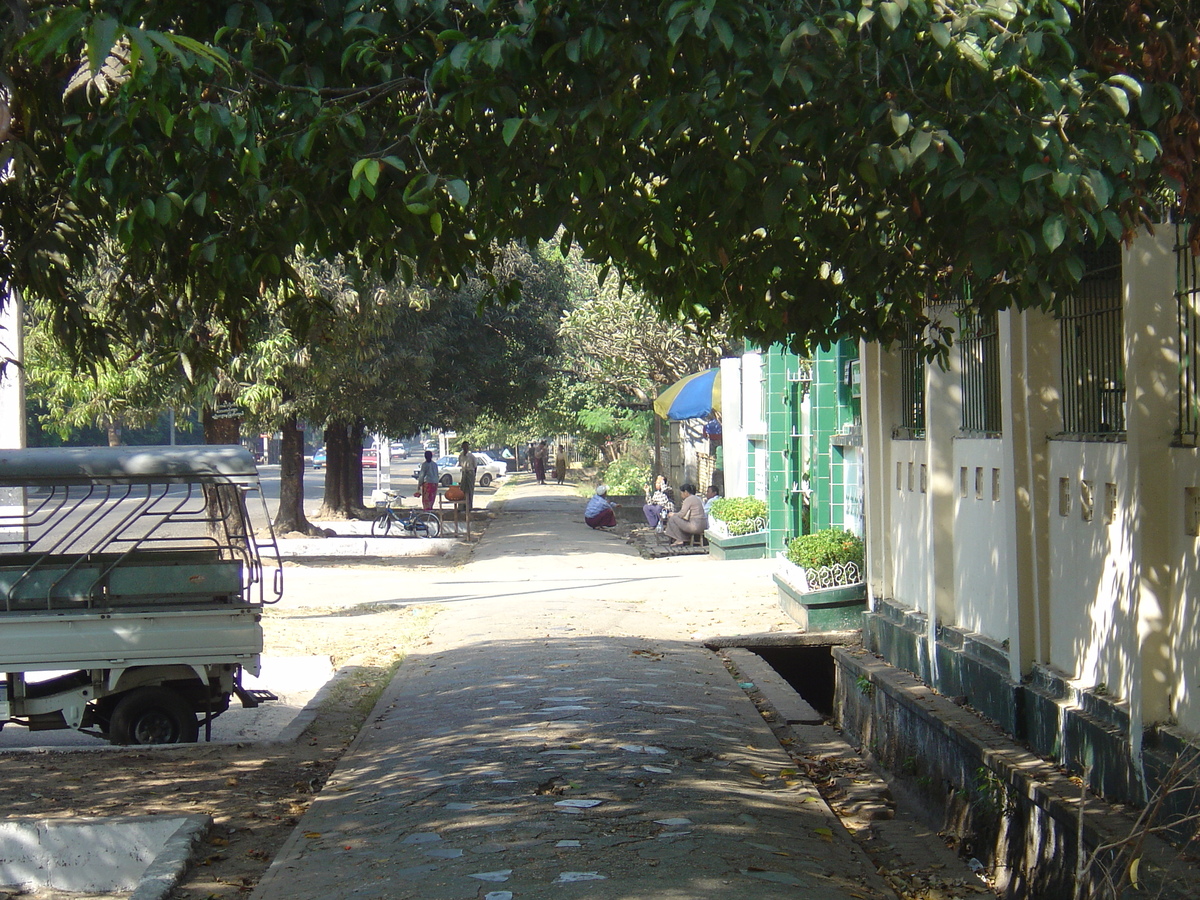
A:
[758,341,860,550]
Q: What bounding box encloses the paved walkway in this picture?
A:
[251,480,894,900]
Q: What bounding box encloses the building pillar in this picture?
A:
[720,356,747,496]
[1000,308,1059,680]
[0,287,24,450]
[860,341,893,608]
[1123,229,1178,734]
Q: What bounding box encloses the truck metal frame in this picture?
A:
[0,445,283,744]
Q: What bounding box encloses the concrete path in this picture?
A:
[251,480,893,900]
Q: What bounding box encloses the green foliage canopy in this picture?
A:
[1,0,1191,365]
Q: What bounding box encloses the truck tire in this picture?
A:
[109,687,200,745]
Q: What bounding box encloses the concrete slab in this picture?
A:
[0,815,209,896]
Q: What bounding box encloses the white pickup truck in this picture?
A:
[0,445,282,745]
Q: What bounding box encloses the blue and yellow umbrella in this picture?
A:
[652,368,722,421]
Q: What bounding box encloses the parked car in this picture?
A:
[414,453,507,488]
[311,447,326,469]
[362,448,379,469]
[390,442,408,460]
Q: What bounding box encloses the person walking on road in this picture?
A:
[416,451,439,511]
[533,440,548,484]
[554,445,567,485]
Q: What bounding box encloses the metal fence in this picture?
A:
[1059,243,1125,437]
[898,327,926,437]
[959,307,1002,435]
[1178,222,1200,445]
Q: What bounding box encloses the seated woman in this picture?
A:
[584,484,619,529]
[663,483,707,546]
[642,475,675,528]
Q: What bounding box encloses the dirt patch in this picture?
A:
[0,602,437,900]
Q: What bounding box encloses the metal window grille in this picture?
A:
[1177,222,1200,445]
[959,307,1002,435]
[1059,244,1125,437]
[898,327,926,436]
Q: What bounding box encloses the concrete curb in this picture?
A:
[723,647,824,725]
[267,664,374,747]
[129,815,213,900]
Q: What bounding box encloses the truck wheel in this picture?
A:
[109,687,200,745]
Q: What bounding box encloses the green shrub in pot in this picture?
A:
[785,528,864,570]
[707,497,767,535]
[601,460,650,496]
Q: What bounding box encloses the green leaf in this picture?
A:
[1101,84,1130,116]
[168,35,232,74]
[1082,171,1111,208]
[502,117,523,146]
[445,178,470,206]
[87,16,119,75]
[879,2,902,30]
[930,21,950,48]
[910,130,932,159]
[1043,216,1066,252]
[711,17,734,49]
[429,212,443,235]
[1107,74,1142,98]
[890,111,910,137]
[1051,171,1072,197]
[857,7,875,29]
[1022,164,1051,182]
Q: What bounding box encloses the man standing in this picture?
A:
[416,451,439,511]
[457,440,478,509]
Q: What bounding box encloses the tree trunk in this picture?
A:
[273,412,319,535]
[202,399,241,445]
[317,422,369,518]
[105,417,123,446]
[349,419,366,513]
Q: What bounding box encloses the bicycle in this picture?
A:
[370,491,441,538]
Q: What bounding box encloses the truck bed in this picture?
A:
[0,607,264,674]
[0,550,245,612]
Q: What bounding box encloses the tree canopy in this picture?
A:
[2,0,1195,362]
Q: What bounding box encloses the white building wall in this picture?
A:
[1046,441,1132,694]
[1168,448,1200,733]
[952,438,1011,640]
[720,356,748,496]
[888,439,932,611]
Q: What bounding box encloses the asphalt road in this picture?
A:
[255,459,510,522]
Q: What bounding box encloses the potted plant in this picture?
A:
[705,497,769,560]
[598,460,651,524]
[774,528,867,631]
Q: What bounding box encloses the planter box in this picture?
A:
[608,495,648,525]
[774,553,866,632]
[704,529,767,560]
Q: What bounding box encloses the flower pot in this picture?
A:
[704,528,768,560]
[774,552,866,632]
